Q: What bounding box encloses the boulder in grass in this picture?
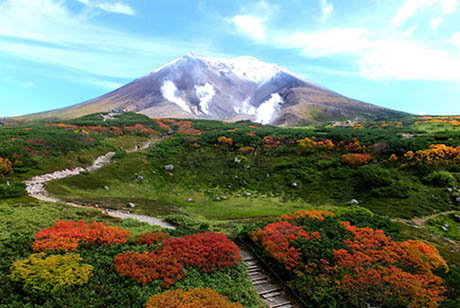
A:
[127,202,136,208]
[350,199,360,205]
[164,164,174,171]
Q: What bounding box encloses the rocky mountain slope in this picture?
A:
[18,54,406,125]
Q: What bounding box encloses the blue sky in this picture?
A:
[1,0,459,117]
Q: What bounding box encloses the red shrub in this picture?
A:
[113,251,184,288]
[341,153,372,168]
[33,220,130,252]
[134,231,170,246]
[0,157,13,176]
[161,232,241,272]
[333,222,447,308]
[251,222,318,270]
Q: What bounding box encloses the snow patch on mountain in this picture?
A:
[195,83,215,115]
[161,80,191,113]
[255,93,284,124]
[196,55,283,84]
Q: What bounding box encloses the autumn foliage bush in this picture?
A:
[403,144,460,166]
[134,231,170,246]
[249,210,447,308]
[10,253,93,293]
[113,251,184,288]
[0,157,13,176]
[114,232,241,288]
[217,136,233,146]
[33,220,131,252]
[145,288,243,308]
[341,153,372,168]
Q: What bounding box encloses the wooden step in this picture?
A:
[253,279,269,285]
[262,291,281,299]
[259,288,280,296]
[269,301,293,308]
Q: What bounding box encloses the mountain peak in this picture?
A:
[20,55,406,125]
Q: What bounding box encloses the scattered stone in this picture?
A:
[186,198,193,202]
[236,193,241,197]
[137,175,144,181]
[441,226,448,232]
[244,192,252,197]
[444,223,449,228]
[234,157,242,164]
[448,188,453,193]
[350,199,360,205]
[104,185,109,191]
[215,197,221,201]
[291,182,298,188]
[6,181,10,186]
[164,164,174,171]
[456,197,460,203]
[227,185,232,189]
[222,196,228,200]
[453,214,460,223]
[127,202,136,208]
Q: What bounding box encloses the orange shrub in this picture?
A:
[281,209,335,221]
[341,154,372,168]
[33,220,131,252]
[0,157,13,176]
[217,136,233,146]
[135,231,170,246]
[145,288,243,308]
[238,146,255,154]
[403,144,460,165]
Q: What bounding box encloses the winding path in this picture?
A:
[25,137,175,229]
[392,210,458,227]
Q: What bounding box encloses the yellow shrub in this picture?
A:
[10,253,93,293]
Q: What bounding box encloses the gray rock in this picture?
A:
[448,188,453,193]
[441,226,448,232]
[244,192,252,197]
[215,197,221,201]
[137,175,144,181]
[186,198,193,202]
[236,193,241,197]
[444,223,450,228]
[234,157,242,164]
[453,214,460,223]
[350,199,360,205]
[227,185,232,189]
[222,196,228,200]
[127,202,136,208]
[291,182,298,188]
[164,164,174,171]
[104,185,109,191]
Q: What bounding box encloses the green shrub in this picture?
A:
[423,171,455,186]
[0,182,27,199]
[357,165,394,188]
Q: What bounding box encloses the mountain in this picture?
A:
[18,54,406,125]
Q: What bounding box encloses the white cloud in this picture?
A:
[403,25,419,36]
[77,0,135,15]
[0,0,190,77]
[274,28,370,57]
[358,39,460,81]
[430,16,443,31]
[392,0,458,30]
[96,2,135,15]
[450,32,460,49]
[392,0,438,26]
[233,15,266,41]
[320,0,333,19]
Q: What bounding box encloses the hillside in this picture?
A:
[0,113,459,307]
[16,55,406,125]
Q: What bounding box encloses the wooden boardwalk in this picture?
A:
[240,249,298,308]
